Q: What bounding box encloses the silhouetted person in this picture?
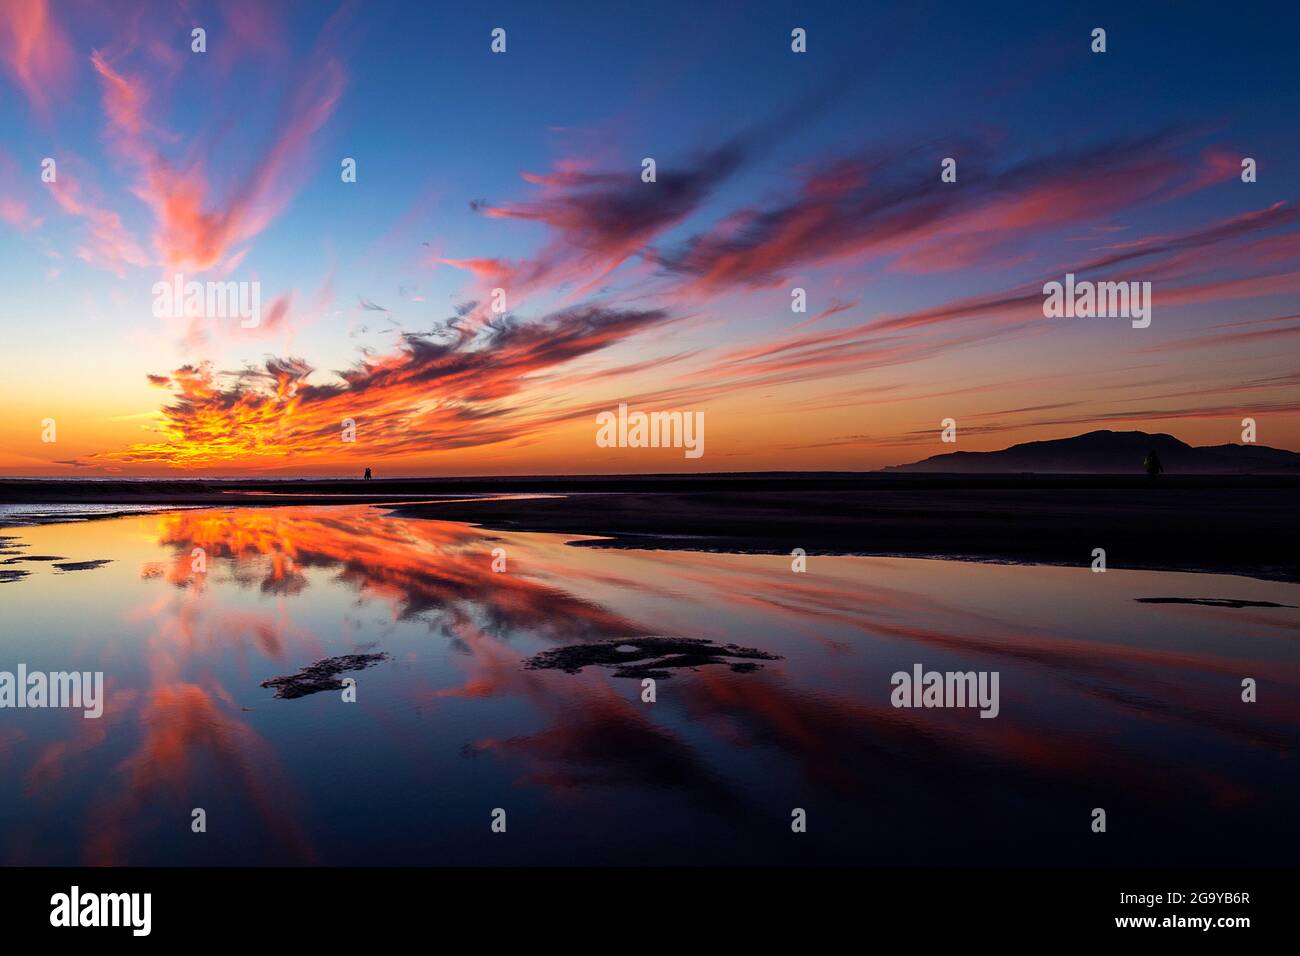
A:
[363,467,372,481]
[1143,449,1163,479]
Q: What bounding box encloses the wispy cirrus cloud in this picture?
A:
[98,50,347,272]
[0,0,75,116]
[442,77,862,311]
[107,122,1300,471]
[13,1,1294,474]
[14,2,352,277]
[444,143,746,308]
[48,162,151,274]
[652,133,1237,292]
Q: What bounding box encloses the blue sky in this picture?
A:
[1,0,1298,474]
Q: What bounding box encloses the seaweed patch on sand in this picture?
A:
[523,637,781,680]
[260,653,390,699]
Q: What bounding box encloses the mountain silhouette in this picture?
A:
[886,430,1300,474]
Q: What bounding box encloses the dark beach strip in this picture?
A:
[4,475,1298,582]
[388,479,1300,584]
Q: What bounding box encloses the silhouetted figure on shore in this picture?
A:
[363,467,372,481]
[1143,449,1163,479]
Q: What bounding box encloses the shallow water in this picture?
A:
[0,504,1297,865]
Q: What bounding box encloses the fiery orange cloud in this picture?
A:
[34,60,1296,475]
[93,305,670,470]
[97,176,1300,472]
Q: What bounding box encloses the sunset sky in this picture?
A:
[1,0,1297,476]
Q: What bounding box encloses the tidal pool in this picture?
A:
[0,505,1296,865]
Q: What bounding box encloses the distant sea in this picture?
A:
[0,503,200,525]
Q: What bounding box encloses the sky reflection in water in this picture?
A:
[1,505,1297,865]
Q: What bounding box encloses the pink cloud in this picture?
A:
[0,0,75,116]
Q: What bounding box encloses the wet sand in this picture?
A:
[391,483,1299,582]
[3,474,1297,581]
